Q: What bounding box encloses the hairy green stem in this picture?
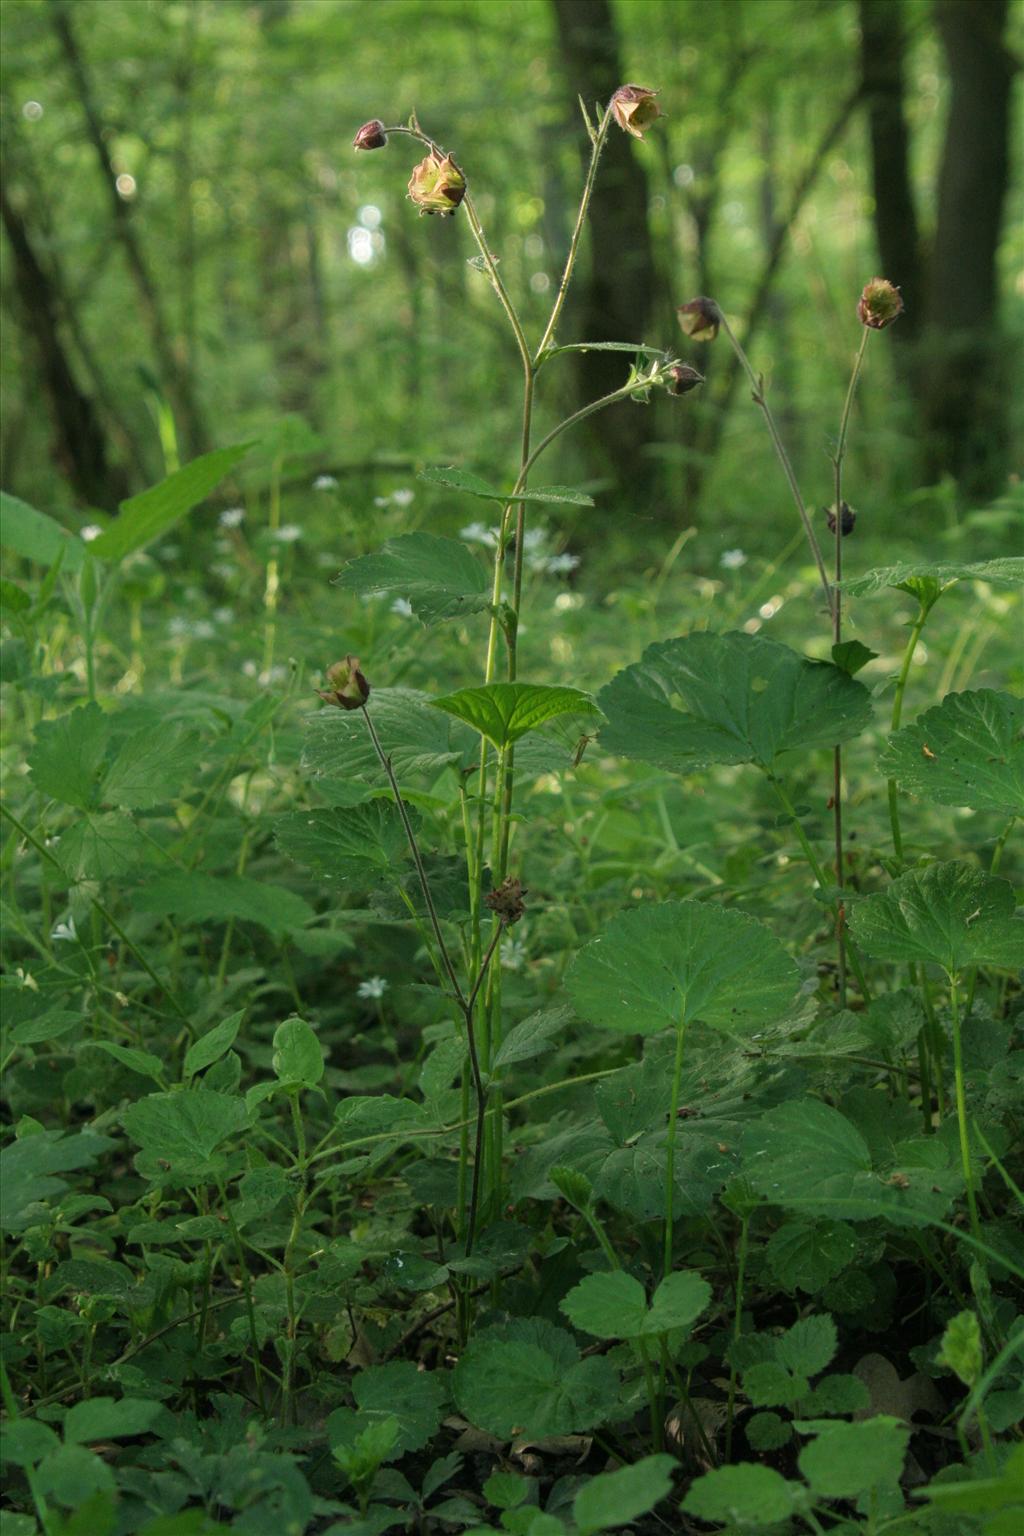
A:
[949,973,981,1243]
[663,1022,687,1279]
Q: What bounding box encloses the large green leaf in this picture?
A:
[275,801,409,885]
[133,874,314,935]
[271,1017,324,1090]
[741,1097,964,1226]
[303,688,462,793]
[596,631,872,774]
[682,1464,802,1528]
[99,726,200,810]
[798,1417,909,1499]
[120,1089,250,1180]
[560,1269,711,1341]
[848,862,1024,976]
[328,1362,444,1461]
[566,901,800,1036]
[878,690,1024,816]
[841,557,1024,598]
[0,1130,112,1233]
[431,682,600,750]
[0,492,85,572]
[29,704,109,810]
[573,1457,677,1535]
[57,813,151,880]
[418,465,594,507]
[335,532,491,623]
[452,1318,619,1439]
[90,443,254,562]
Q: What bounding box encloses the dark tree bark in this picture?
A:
[1,183,127,508]
[550,0,658,492]
[924,0,1014,495]
[51,0,208,462]
[859,0,923,341]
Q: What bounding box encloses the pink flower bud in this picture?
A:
[677,297,720,342]
[353,120,388,152]
[668,363,704,396]
[610,85,663,140]
[857,278,903,330]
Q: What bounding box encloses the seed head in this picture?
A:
[353,119,388,152]
[407,151,466,216]
[485,875,528,926]
[677,296,720,342]
[318,655,370,710]
[610,85,663,140]
[857,278,903,330]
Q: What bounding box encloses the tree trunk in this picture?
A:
[1,184,127,508]
[924,0,1013,496]
[550,0,658,494]
[859,0,923,340]
[51,0,208,463]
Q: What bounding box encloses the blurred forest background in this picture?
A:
[1,0,1021,549]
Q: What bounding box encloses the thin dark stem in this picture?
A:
[360,706,466,1010]
[534,102,614,363]
[716,308,834,621]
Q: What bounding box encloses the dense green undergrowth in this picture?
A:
[2,87,1023,1536]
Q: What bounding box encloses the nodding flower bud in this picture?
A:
[407,151,466,216]
[825,502,857,537]
[485,875,528,926]
[353,120,388,152]
[318,655,370,710]
[610,84,663,140]
[677,297,720,342]
[668,363,704,396]
[857,278,903,330]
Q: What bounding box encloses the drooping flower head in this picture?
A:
[318,655,370,710]
[610,85,662,140]
[353,120,388,151]
[857,278,903,330]
[667,363,704,396]
[407,152,466,216]
[677,297,721,342]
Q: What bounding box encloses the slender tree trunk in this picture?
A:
[859,0,923,340]
[1,185,127,508]
[50,0,208,461]
[550,0,658,493]
[924,0,1013,496]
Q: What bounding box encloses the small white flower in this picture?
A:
[220,506,245,529]
[168,616,190,638]
[314,474,339,491]
[500,938,527,971]
[242,659,259,678]
[546,553,580,576]
[80,524,102,543]
[210,562,236,581]
[460,522,498,548]
[274,524,302,543]
[373,496,390,508]
[51,916,77,943]
[391,597,414,618]
[213,607,234,625]
[391,488,414,507]
[191,620,215,640]
[720,548,747,570]
[258,664,287,686]
[357,976,388,1000]
[522,528,546,551]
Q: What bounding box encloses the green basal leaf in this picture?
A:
[560,1269,711,1341]
[57,813,151,881]
[797,1416,909,1498]
[848,861,1024,976]
[29,703,109,811]
[431,682,600,750]
[335,532,491,623]
[682,1463,802,1528]
[275,801,410,885]
[764,1219,858,1294]
[271,1017,324,1090]
[597,631,872,773]
[572,1456,677,1535]
[63,1397,164,1445]
[98,726,200,810]
[775,1313,838,1377]
[452,1318,619,1439]
[0,1130,112,1233]
[841,557,1024,598]
[878,690,1024,817]
[418,465,594,507]
[121,1089,250,1181]
[90,442,255,562]
[566,900,800,1036]
[328,1362,444,1461]
[304,688,463,792]
[133,874,314,936]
